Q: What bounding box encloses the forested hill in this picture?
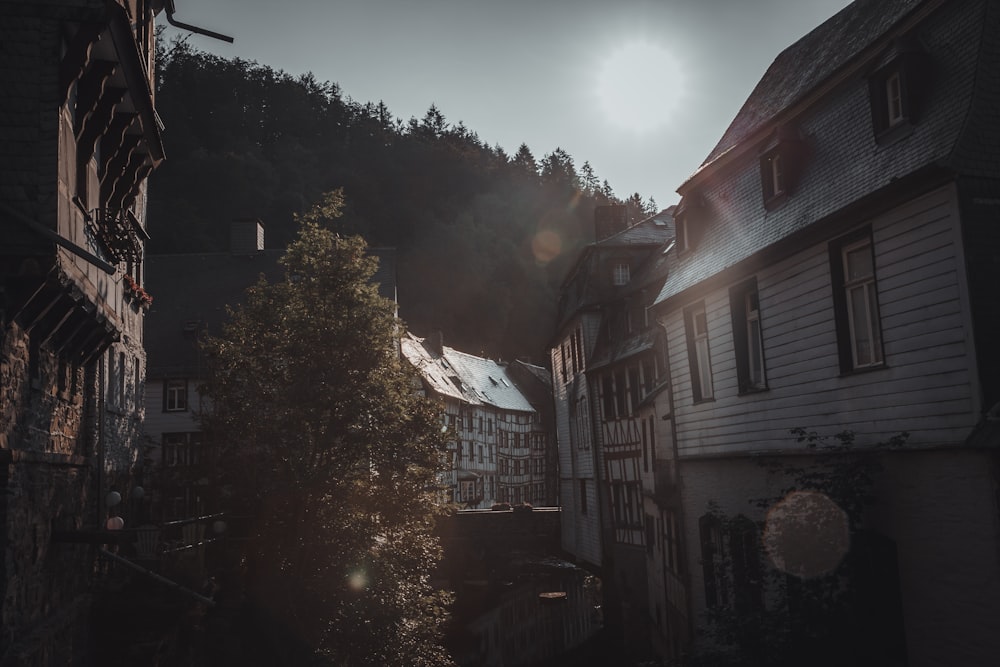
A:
[148,39,659,363]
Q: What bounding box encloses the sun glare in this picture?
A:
[595,41,685,134]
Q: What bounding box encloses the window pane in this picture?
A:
[696,339,713,398]
[867,282,883,363]
[846,245,872,281]
[695,311,708,335]
[748,318,763,385]
[850,285,873,365]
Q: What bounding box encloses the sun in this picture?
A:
[595,40,685,134]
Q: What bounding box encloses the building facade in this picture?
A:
[0,0,164,660]
[550,207,675,662]
[649,0,1000,664]
[402,332,555,509]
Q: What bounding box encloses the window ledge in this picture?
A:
[839,363,889,378]
[737,386,769,397]
[763,192,789,212]
[692,397,716,406]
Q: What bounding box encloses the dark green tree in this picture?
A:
[201,190,454,666]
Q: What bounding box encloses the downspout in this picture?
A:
[163,1,234,43]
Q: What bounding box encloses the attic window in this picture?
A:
[762,152,784,201]
[868,37,927,144]
[613,263,630,286]
[885,72,903,125]
[673,195,705,253]
[758,126,807,210]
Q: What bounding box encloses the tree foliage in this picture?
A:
[201,192,454,666]
[150,38,663,362]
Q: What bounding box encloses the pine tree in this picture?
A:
[201,190,454,666]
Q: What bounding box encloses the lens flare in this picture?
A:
[763,490,850,579]
[347,568,369,592]
[532,230,562,264]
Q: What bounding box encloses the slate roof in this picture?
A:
[401,333,536,413]
[698,0,924,170]
[145,247,396,376]
[555,209,674,333]
[655,0,984,309]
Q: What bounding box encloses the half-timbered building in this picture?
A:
[551,206,674,661]
[402,332,553,508]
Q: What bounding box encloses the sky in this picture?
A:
[163,0,852,209]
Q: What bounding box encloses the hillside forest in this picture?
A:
[149,37,662,362]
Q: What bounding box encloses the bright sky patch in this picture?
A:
[595,41,685,134]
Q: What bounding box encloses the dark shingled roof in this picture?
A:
[655,0,988,309]
[145,248,396,376]
[699,0,923,169]
[555,210,674,334]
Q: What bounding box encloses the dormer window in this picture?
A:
[675,214,689,253]
[762,151,785,201]
[758,125,806,210]
[868,37,927,144]
[613,263,630,286]
[673,195,706,254]
[885,71,903,126]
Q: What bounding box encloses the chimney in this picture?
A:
[230,219,264,256]
[428,330,444,356]
[594,205,628,241]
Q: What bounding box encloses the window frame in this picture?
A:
[612,262,631,287]
[829,227,886,373]
[684,302,714,402]
[867,43,926,144]
[729,278,768,394]
[163,378,188,412]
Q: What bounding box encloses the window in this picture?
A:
[675,213,689,253]
[612,263,630,286]
[762,151,784,201]
[885,71,903,126]
[601,375,616,420]
[579,480,588,515]
[163,432,201,468]
[758,125,807,209]
[868,39,927,142]
[684,303,714,401]
[573,327,585,372]
[118,352,126,407]
[673,194,706,253]
[614,369,627,417]
[699,514,727,608]
[730,279,767,393]
[830,229,884,372]
[164,378,188,412]
[628,366,640,414]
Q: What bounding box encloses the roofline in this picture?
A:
[678,0,945,196]
[655,164,954,313]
